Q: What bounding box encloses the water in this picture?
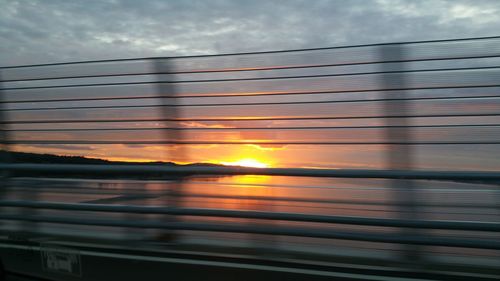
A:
[1,175,499,265]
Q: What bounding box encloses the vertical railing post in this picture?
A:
[1,70,40,237]
[153,59,185,243]
[0,71,9,165]
[379,44,421,264]
[0,70,11,210]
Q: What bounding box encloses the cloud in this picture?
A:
[246,144,286,151]
[13,144,96,151]
[179,121,231,128]
[1,0,500,66]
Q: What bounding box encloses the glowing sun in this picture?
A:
[221,158,269,168]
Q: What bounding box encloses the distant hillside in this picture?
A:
[0,150,225,179]
[0,150,123,165]
[0,150,224,166]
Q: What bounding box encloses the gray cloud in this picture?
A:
[1,0,500,170]
[1,0,500,66]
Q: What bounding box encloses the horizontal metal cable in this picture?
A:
[0,214,499,249]
[2,163,499,180]
[3,55,500,83]
[5,181,498,208]
[4,183,497,208]
[7,193,493,216]
[4,85,500,104]
[13,176,496,192]
[6,124,499,132]
[3,113,500,124]
[3,65,500,91]
[185,193,500,210]
[1,200,498,231]
[9,176,496,192]
[6,140,500,145]
[2,35,500,69]
[3,94,500,112]
[2,189,495,216]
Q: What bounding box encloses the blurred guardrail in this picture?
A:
[0,36,500,280]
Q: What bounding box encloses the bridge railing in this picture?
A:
[0,36,499,277]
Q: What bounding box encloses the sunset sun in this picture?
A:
[221,158,270,168]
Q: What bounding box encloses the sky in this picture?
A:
[1,0,500,66]
[1,0,500,171]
